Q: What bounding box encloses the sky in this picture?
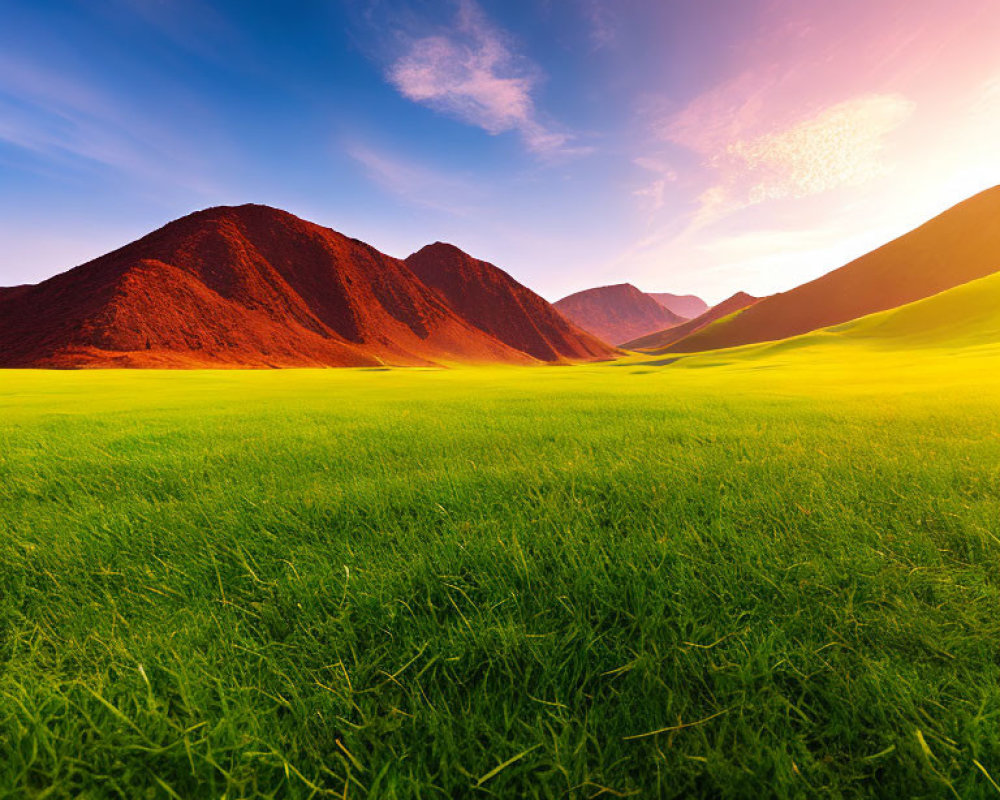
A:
[2,0,1000,303]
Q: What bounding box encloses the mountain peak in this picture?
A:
[646,292,709,319]
[598,282,641,294]
[411,241,467,258]
[553,284,685,345]
[171,203,304,226]
[405,243,615,362]
[621,291,760,351]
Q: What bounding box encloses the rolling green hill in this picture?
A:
[666,186,1000,353]
[829,267,1000,348]
[643,269,1000,373]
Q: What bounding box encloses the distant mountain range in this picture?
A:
[3,187,999,368]
[645,293,709,319]
[553,283,688,346]
[622,293,759,350]
[0,205,615,368]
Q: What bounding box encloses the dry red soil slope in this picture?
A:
[0,205,614,368]
[623,292,759,350]
[666,186,1000,353]
[645,293,708,319]
[553,283,685,346]
[405,243,615,362]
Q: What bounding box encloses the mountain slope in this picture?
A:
[646,293,708,319]
[405,243,616,362]
[667,186,1000,353]
[624,292,759,350]
[828,268,1000,349]
[0,205,558,368]
[553,283,685,345]
[684,270,1000,367]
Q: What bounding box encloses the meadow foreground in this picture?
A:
[2,346,1000,798]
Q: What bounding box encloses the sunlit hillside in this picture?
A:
[830,268,1000,348]
[665,186,1000,354]
[641,269,1000,382]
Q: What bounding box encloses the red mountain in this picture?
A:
[646,293,708,319]
[0,205,613,368]
[405,243,615,362]
[665,186,1000,352]
[622,292,759,350]
[553,283,685,346]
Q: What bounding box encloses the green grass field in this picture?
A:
[3,337,1000,797]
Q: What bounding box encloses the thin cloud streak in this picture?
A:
[0,53,222,196]
[580,0,619,49]
[345,142,480,216]
[632,157,677,213]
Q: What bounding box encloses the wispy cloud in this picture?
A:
[0,52,221,196]
[663,90,915,228]
[579,0,618,49]
[386,0,580,155]
[725,94,915,202]
[968,74,1000,136]
[345,142,479,215]
[662,70,781,158]
[632,157,677,212]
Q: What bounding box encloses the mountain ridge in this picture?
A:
[405,242,615,362]
[624,292,759,350]
[646,292,708,319]
[553,283,685,345]
[0,204,615,368]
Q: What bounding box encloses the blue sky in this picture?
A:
[3,1,1000,302]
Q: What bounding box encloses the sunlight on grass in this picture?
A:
[2,347,999,797]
